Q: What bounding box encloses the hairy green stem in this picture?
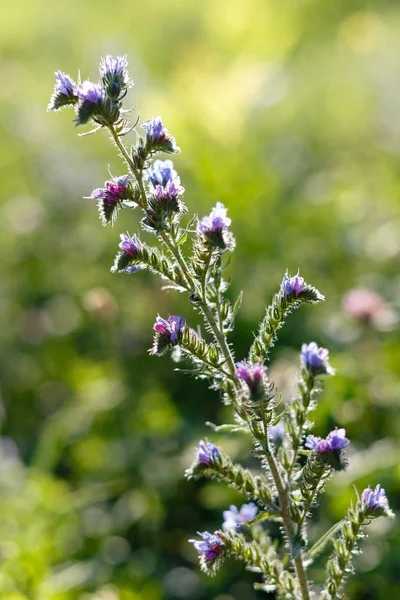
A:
[263,438,310,600]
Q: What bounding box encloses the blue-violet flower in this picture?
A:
[268,420,285,447]
[48,71,77,111]
[189,531,224,561]
[99,55,130,98]
[222,503,258,530]
[235,360,266,399]
[154,315,184,343]
[118,233,141,257]
[142,116,180,154]
[306,428,349,453]
[362,484,391,517]
[281,271,305,297]
[301,342,334,375]
[91,175,131,224]
[77,81,104,105]
[146,160,184,203]
[197,440,221,465]
[198,202,233,250]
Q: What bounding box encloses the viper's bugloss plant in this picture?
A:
[49,56,393,600]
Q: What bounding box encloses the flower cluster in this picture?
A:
[49,53,393,600]
[48,54,133,127]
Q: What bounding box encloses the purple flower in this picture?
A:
[306,428,350,453]
[146,160,185,202]
[235,360,266,398]
[77,81,104,104]
[198,202,231,236]
[142,116,180,153]
[100,55,128,78]
[197,440,221,465]
[189,531,224,561]
[301,342,334,375]
[99,55,130,98]
[197,203,233,249]
[91,175,130,205]
[268,420,285,446]
[362,485,390,517]
[147,160,175,187]
[154,315,184,343]
[222,503,258,530]
[118,233,140,257]
[54,71,75,96]
[48,71,77,111]
[281,271,305,297]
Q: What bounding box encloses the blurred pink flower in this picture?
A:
[342,288,384,321]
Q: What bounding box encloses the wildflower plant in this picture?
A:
[49,55,393,599]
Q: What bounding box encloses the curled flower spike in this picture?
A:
[197,440,221,465]
[306,428,349,471]
[48,71,78,111]
[189,531,224,561]
[142,116,180,154]
[362,485,392,518]
[281,270,305,297]
[222,503,258,530]
[235,360,266,399]
[301,342,334,376]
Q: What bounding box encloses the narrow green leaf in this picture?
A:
[241,507,281,526]
[206,421,249,434]
[309,520,343,559]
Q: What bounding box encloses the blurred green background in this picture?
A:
[0,0,399,598]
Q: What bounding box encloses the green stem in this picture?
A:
[263,438,310,600]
